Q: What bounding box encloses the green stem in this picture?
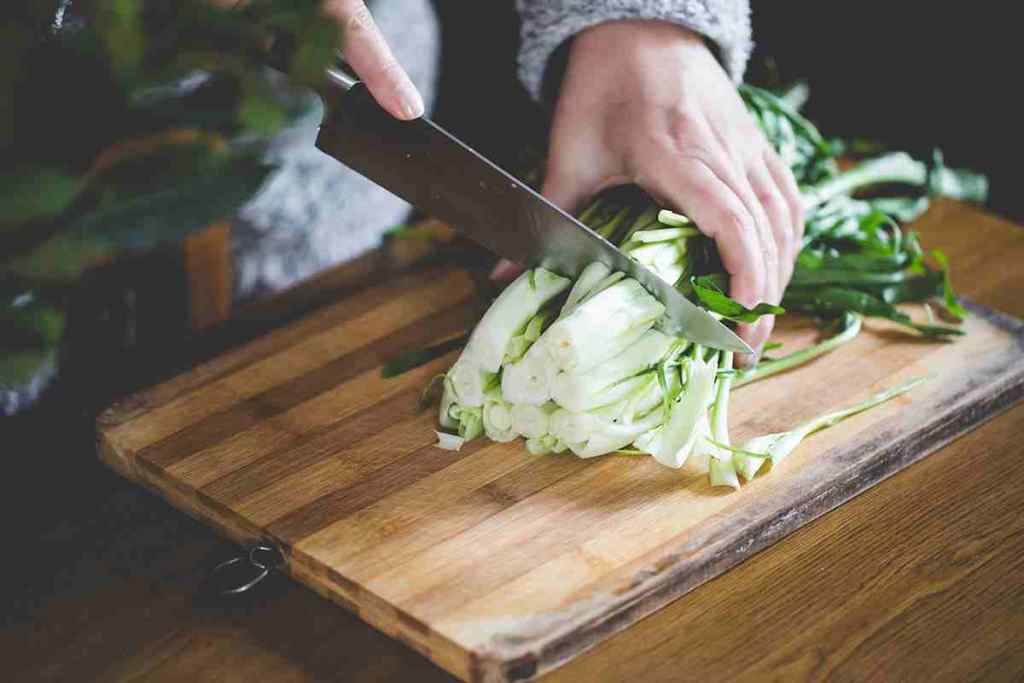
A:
[733,313,862,388]
[802,153,926,211]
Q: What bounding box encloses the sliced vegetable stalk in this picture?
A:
[732,376,926,482]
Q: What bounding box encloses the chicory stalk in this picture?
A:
[511,402,557,438]
[482,387,517,443]
[435,431,465,451]
[549,329,673,412]
[656,209,693,227]
[801,152,927,212]
[461,268,570,374]
[560,261,611,315]
[448,403,483,441]
[447,358,497,408]
[438,377,459,430]
[628,227,700,243]
[501,337,556,406]
[551,405,663,459]
[504,307,557,364]
[706,351,734,462]
[542,278,665,373]
[525,434,567,455]
[734,376,927,480]
[643,354,718,468]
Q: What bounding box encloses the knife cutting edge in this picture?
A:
[314,64,753,355]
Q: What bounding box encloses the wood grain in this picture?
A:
[96,199,1024,682]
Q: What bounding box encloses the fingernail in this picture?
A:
[395,77,424,120]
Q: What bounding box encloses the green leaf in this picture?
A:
[94,0,145,80]
[0,167,82,226]
[7,159,272,283]
[0,347,57,387]
[690,275,784,323]
[783,286,962,338]
[932,249,967,321]
[1,291,65,348]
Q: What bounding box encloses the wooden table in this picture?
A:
[4,200,1024,681]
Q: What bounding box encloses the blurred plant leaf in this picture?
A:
[7,159,272,283]
[0,167,82,227]
[94,0,145,81]
[0,347,57,387]
[1,291,65,347]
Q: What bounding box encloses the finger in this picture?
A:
[677,150,779,311]
[764,149,805,247]
[490,259,522,282]
[325,0,423,120]
[736,314,774,367]
[640,153,767,324]
[748,162,796,296]
[542,116,615,215]
[705,126,782,308]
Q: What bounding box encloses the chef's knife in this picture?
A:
[314,65,752,354]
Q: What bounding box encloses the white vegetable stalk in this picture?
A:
[503,308,555,364]
[706,351,740,489]
[542,279,665,374]
[560,261,611,315]
[501,337,556,406]
[511,402,557,439]
[434,262,926,494]
[645,354,718,468]
[551,406,663,459]
[734,376,926,480]
[435,431,465,451]
[438,377,459,430]
[447,358,496,409]
[525,434,566,455]
[461,268,569,374]
[482,388,517,443]
[550,329,672,412]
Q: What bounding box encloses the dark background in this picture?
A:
[431,1,1022,222]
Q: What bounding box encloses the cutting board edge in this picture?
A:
[467,314,1024,682]
[97,426,479,682]
[95,298,1024,683]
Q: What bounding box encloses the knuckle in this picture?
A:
[346,4,374,32]
[374,58,404,83]
[719,207,753,238]
[665,105,701,142]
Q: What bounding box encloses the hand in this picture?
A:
[497,20,804,362]
[323,0,424,120]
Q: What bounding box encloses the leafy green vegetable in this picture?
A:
[690,275,784,323]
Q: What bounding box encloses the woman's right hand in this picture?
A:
[323,0,424,120]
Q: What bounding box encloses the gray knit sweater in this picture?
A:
[233,0,752,299]
[516,0,752,99]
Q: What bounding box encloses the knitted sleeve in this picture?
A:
[516,0,752,101]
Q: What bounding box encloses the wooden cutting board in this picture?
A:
[98,203,1024,683]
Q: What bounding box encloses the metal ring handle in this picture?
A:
[208,542,283,596]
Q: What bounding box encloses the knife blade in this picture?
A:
[314,67,752,354]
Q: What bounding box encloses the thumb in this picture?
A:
[541,162,603,216]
